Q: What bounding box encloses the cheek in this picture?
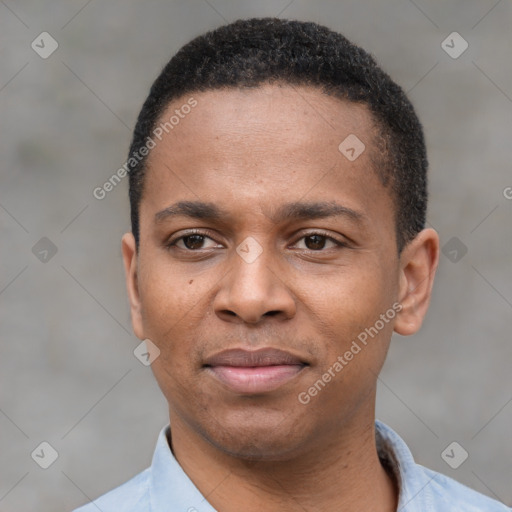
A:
[313,263,393,331]
[137,266,194,372]
[138,253,212,332]
[297,279,395,419]
[304,261,397,386]
[137,257,225,388]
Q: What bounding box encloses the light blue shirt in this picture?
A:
[73,420,510,511]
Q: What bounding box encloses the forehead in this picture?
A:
[141,84,394,237]
[151,84,377,162]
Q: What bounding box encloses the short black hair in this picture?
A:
[127,17,427,252]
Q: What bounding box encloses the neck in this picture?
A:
[168,408,398,512]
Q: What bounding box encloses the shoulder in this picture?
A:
[419,464,511,511]
[72,467,151,512]
[375,421,510,511]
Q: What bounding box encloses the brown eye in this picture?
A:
[294,232,345,251]
[181,234,207,250]
[165,230,221,251]
[304,235,328,250]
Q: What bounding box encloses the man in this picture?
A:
[74,17,510,512]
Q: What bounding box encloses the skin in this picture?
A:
[121,84,439,512]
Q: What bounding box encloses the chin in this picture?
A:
[211,432,300,461]
[198,409,310,461]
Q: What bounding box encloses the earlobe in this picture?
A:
[121,232,145,340]
[394,228,439,336]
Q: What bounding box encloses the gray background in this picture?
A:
[1,1,511,510]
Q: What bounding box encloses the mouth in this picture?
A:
[203,347,309,394]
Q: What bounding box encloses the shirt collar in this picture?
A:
[375,420,435,511]
[149,426,218,511]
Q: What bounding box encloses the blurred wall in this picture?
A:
[0,1,511,510]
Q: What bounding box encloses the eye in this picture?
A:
[292,232,347,251]
[165,230,221,251]
[165,230,348,253]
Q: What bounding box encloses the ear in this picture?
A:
[121,232,145,340]
[394,228,439,336]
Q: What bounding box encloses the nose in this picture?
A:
[213,243,296,325]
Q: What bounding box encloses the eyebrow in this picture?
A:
[154,200,365,225]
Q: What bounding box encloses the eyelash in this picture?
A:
[165,229,348,252]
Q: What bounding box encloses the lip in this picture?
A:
[204,348,308,394]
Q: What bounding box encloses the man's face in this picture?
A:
[124,84,404,459]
